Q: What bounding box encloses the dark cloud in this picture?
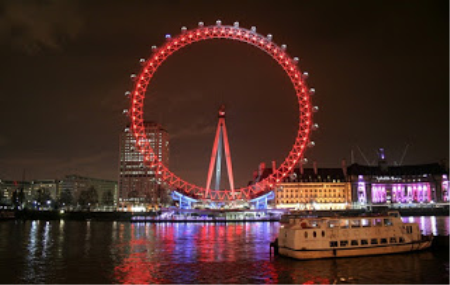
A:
[0,0,83,54]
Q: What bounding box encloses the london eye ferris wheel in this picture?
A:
[124,20,318,202]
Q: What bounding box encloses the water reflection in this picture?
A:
[114,223,280,283]
[0,216,447,284]
[23,220,57,283]
[402,216,449,235]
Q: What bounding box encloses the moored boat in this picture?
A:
[277,211,433,260]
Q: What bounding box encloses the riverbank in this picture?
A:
[11,209,280,222]
[12,209,155,221]
[2,206,448,222]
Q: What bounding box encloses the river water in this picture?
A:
[0,216,448,284]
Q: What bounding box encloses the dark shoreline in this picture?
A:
[1,206,448,222]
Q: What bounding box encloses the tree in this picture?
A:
[59,189,73,206]
[78,186,99,209]
[87,186,99,205]
[12,188,24,209]
[102,190,114,206]
[78,190,89,208]
[35,188,52,205]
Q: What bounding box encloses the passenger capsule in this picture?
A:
[312,106,319,113]
[123,109,129,115]
[309,88,316,95]
[293,57,299,63]
[302,72,309,79]
[165,34,171,40]
[139,58,146,64]
[124,91,131,97]
[312,123,319,131]
[130,74,136,80]
[151,45,157,51]
[233,21,239,28]
[302,158,309,164]
[281,44,287,50]
[308,141,316,148]
[181,26,187,32]
[216,20,222,26]
[267,34,273,41]
[251,26,257,32]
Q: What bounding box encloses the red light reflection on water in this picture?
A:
[115,252,167,284]
[113,222,284,284]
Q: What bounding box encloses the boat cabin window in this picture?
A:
[351,240,359,246]
[371,238,378,245]
[361,239,368,245]
[330,241,338,247]
[406,226,413,234]
[383,219,393,226]
[313,231,317,238]
[350,220,361,228]
[372,218,383,227]
[361,219,371,227]
[399,237,405,243]
[389,237,397,243]
[340,240,348,247]
[380,238,388,244]
[340,220,349,229]
[321,231,325,237]
[305,232,308,238]
[328,220,340,228]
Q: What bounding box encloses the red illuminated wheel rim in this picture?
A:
[128,22,314,201]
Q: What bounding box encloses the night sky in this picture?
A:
[0,0,448,188]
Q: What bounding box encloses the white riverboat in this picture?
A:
[277,211,433,260]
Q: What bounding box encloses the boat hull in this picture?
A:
[279,239,432,260]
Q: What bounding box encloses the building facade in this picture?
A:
[60,175,118,208]
[31,179,61,202]
[119,121,170,209]
[0,180,33,206]
[250,161,352,210]
[348,162,449,207]
[275,167,352,210]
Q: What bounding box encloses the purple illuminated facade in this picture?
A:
[348,162,448,206]
[357,175,367,204]
[442,175,449,202]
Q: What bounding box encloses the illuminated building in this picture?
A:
[31,179,61,201]
[348,162,449,207]
[0,180,32,206]
[118,121,169,209]
[251,161,352,210]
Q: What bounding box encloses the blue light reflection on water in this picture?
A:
[0,216,448,284]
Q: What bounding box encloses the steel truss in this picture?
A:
[127,21,316,202]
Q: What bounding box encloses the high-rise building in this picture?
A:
[118,121,169,209]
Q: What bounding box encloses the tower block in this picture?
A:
[206,105,235,197]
